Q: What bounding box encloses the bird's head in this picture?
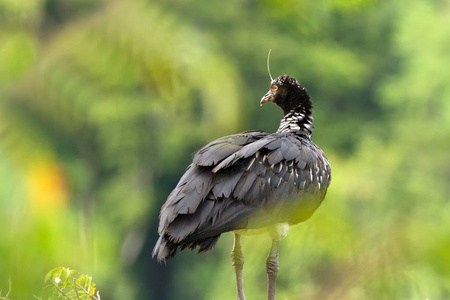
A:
[260,75,312,115]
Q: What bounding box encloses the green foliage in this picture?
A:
[0,31,36,84]
[41,267,100,300]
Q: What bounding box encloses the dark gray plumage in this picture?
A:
[154,130,330,258]
[153,74,331,300]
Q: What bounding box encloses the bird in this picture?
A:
[153,74,331,300]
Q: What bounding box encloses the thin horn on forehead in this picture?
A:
[267,49,273,81]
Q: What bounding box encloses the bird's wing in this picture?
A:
[192,130,268,167]
[155,131,331,260]
[159,131,330,233]
[158,130,267,232]
[200,132,331,228]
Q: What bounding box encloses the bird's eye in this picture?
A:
[272,85,278,91]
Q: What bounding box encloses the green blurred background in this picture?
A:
[1,0,449,299]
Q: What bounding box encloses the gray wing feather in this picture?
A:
[154,131,331,262]
[193,131,267,167]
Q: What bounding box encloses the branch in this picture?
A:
[73,282,99,300]
[50,281,72,300]
[73,278,80,300]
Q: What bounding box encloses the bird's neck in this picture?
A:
[277,109,314,136]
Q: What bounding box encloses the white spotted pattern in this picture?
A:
[277,110,314,136]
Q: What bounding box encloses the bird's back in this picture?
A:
[153,130,331,262]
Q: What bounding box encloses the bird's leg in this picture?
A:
[266,223,288,300]
[231,233,246,300]
[266,237,280,300]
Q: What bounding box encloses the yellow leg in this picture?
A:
[231,233,245,300]
[266,237,280,300]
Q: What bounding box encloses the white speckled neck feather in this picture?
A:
[277,110,314,136]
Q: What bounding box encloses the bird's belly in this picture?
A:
[233,228,268,236]
[233,222,289,238]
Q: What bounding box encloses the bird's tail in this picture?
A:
[152,235,175,263]
[153,234,221,262]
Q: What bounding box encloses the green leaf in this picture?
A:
[41,267,100,300]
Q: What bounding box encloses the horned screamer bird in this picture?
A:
[153,74,331,300]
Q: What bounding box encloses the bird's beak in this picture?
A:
[260,90,275,106]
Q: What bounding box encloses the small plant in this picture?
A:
[40,267,100,300]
